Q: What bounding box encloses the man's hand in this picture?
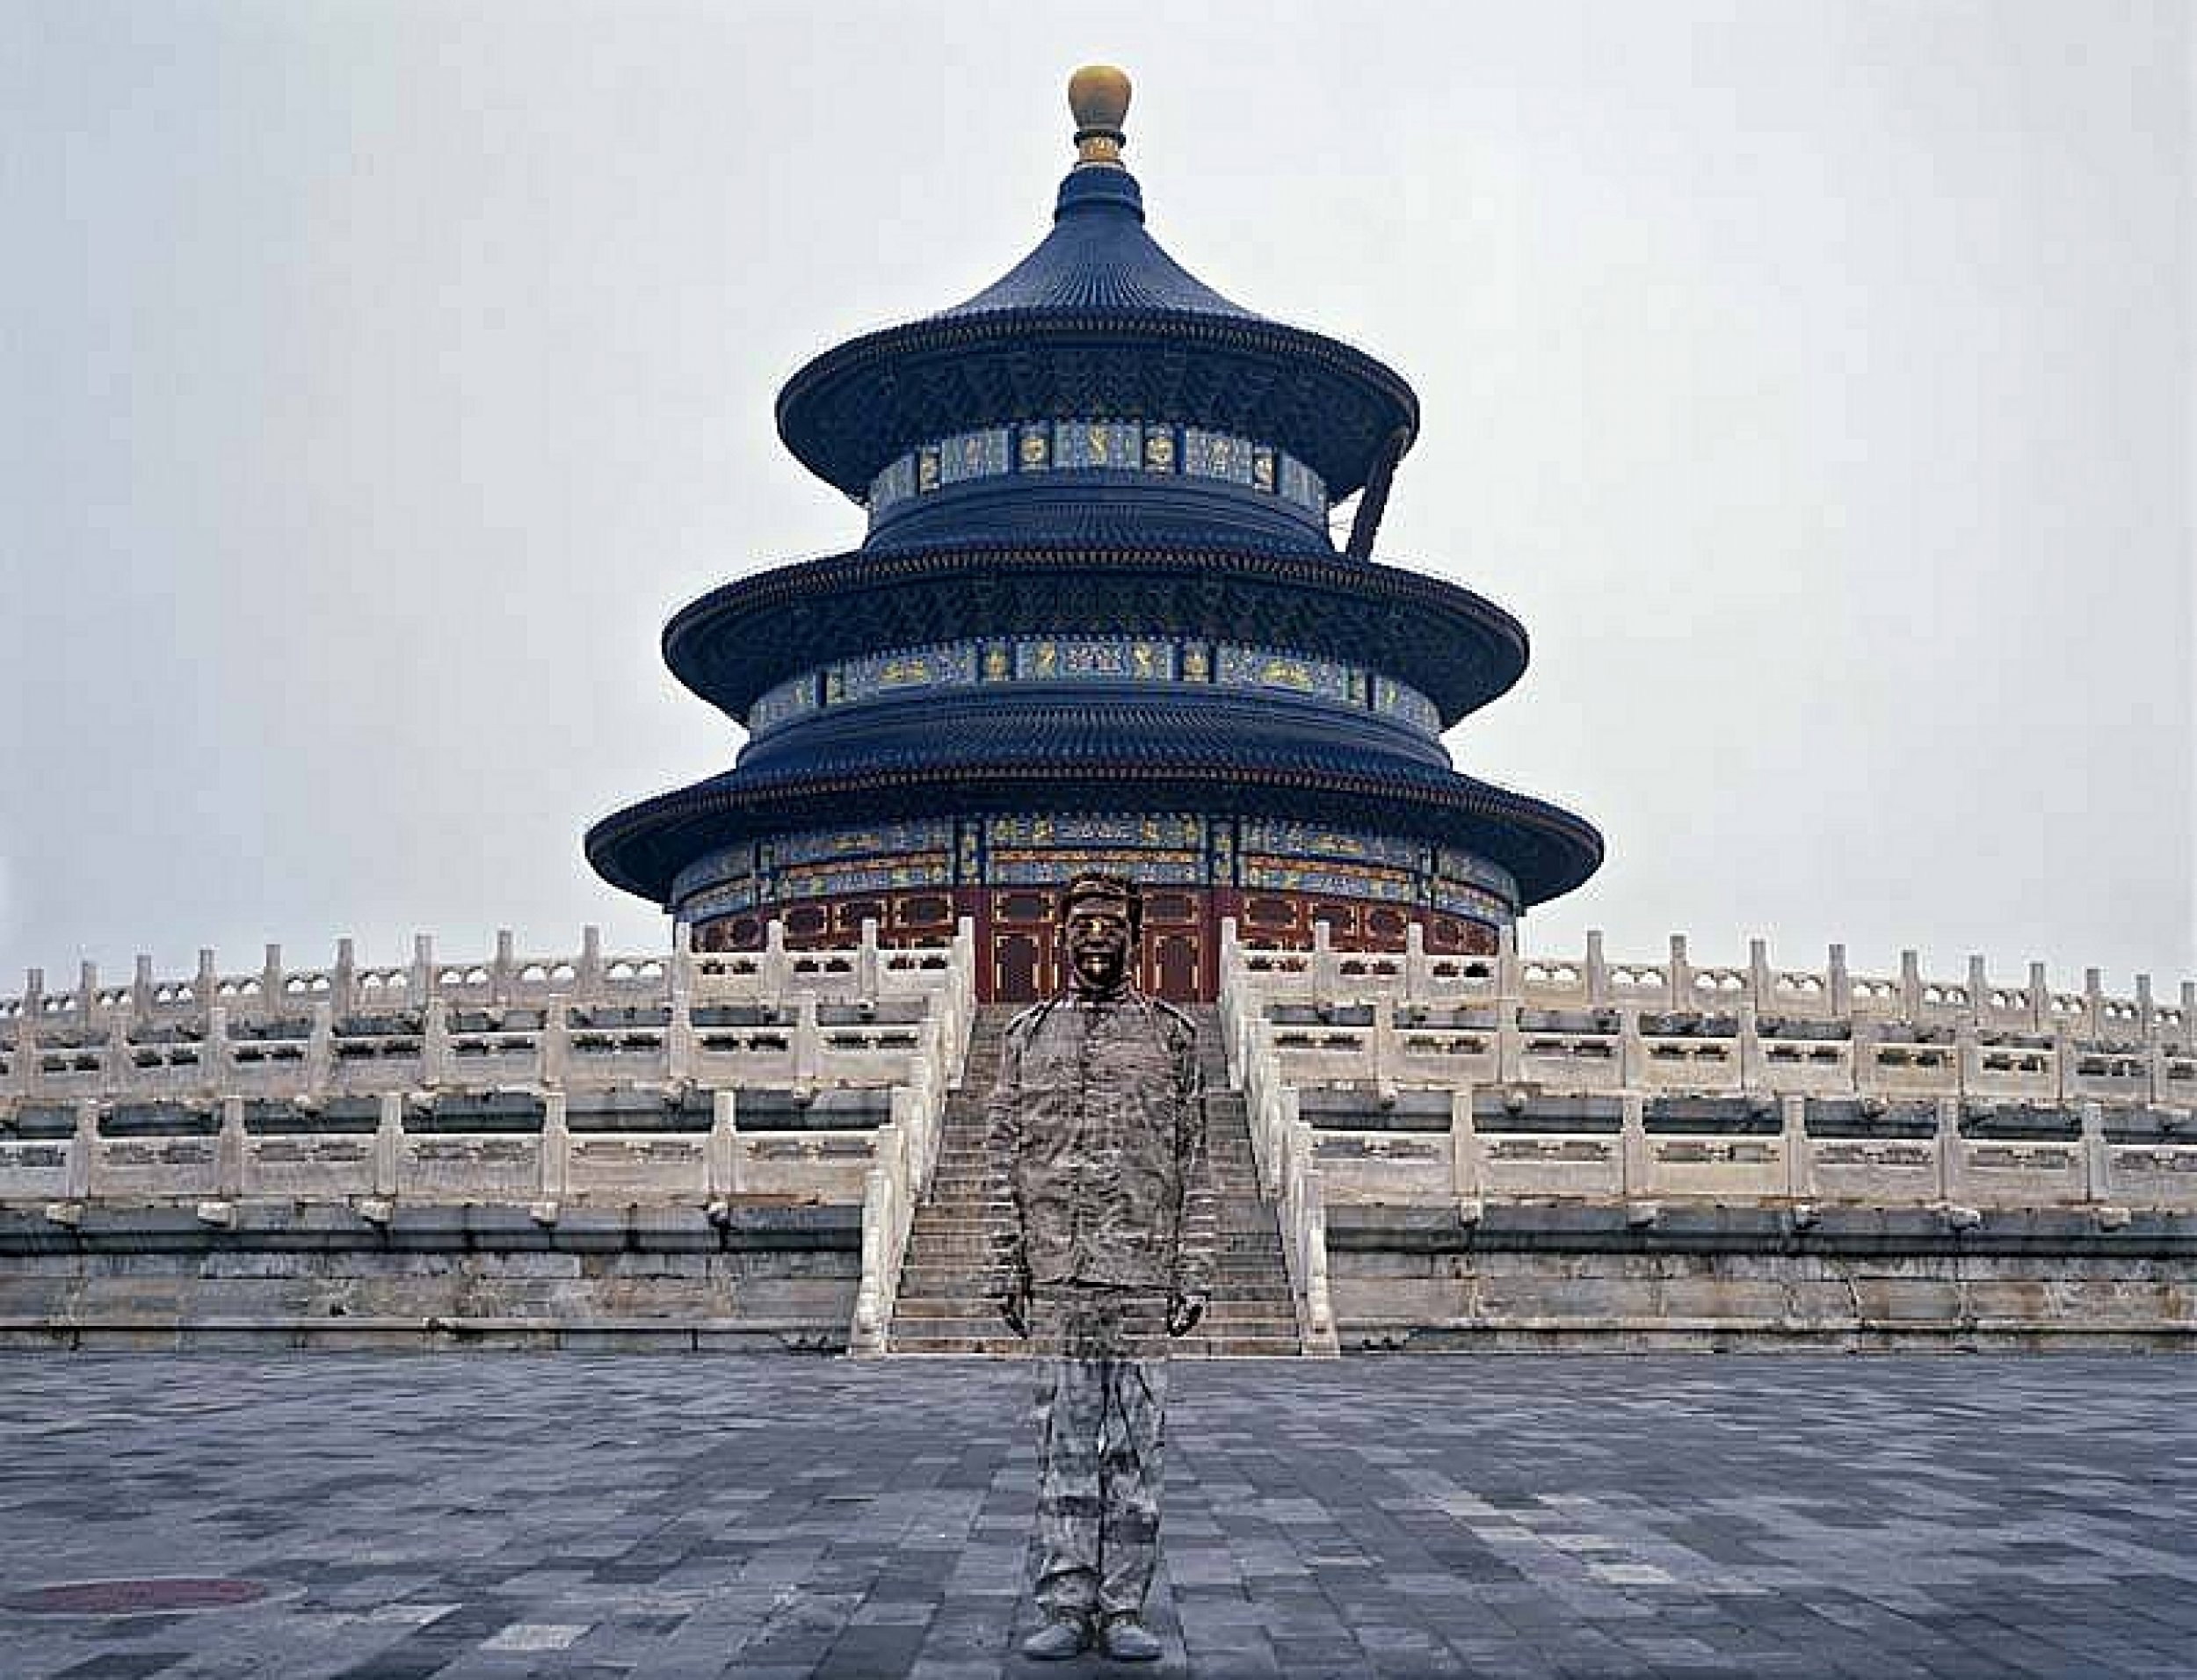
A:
[1167,1290,1207,1337]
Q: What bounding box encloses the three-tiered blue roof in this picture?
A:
[587,68,1600,1000]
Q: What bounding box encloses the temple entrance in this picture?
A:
[989,889,1059,1003]
[691,885,1501,1003]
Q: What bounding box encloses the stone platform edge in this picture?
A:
[1326,1201,2197,1353]
[0,1197,2191,1353]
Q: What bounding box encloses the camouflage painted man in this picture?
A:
[988,873,1217,1662]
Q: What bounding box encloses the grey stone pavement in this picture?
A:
[0,1356,2191,1680]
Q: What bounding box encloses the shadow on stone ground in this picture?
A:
[0,1354,2191,1678]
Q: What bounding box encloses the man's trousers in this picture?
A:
[1028,1285,1171,1623]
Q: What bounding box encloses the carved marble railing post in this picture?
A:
[1301,1175,1338,1358]
[1781,1094,1814,1205]
[260,944,284,1018]
[1493,925,1522,1085]
[540,1091,569,1201]
[762,920,791,999]
[583,923,608,996]
[1273,1083,1298,1200]
[131,954,155,1024]
[664,920,697,1083]
[1403,921,1427,1001]
[792,995,822,1089]
[331,938,357,1019]
[1619,1093,1650,1204]
[1937,1096,1965,1208]
[216,1097,246,1198]
[1738,1001,1765,1093]
[1449,1087,1481,1210]
[2080,1100,2108,1204]
[541,1000,570,1090]
[858,918,881,1003]
[1829,944,1852,1017]
[410,933,434,1010]
[1892,950,1919,1022]
[707,1090,741,1198]
[2083,967,2106,1042]
[1585,930,1610,1006]
[1311,923,1338,1008]
[421,999,452,1086]
[1618,1006,1646,1090]
[851,1123,903,1356]
[492,929,515,1004]
[194,949,217,1017]
[663,987,694,1089]
[1495,923,1521,1007]
[67,1098,97,1200]
[373,1094,402,1198]
[1667,934,1691,1011]
[204,1005,230,1097]
[306,1003,333,1089]
[1370,996,1397,1102]
[2028,961,2050,1034]
[1750,938,1773,1012]
[98,1011,129,1087]
[76,960,98,1030]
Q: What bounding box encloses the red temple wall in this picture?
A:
[692,885,1499,1003]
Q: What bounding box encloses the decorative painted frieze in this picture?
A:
[866,418,1327,518]
[743,636,1440,739]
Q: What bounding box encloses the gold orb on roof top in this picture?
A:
[1069,64,1132,129]
[1069,64,1131,166]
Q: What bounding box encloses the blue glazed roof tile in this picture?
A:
[941,169,1255,321]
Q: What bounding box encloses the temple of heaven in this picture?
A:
[586,67,1602,1003]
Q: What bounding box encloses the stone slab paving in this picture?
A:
[0,1355,2190,1679]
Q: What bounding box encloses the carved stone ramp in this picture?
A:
[887,1003,1302,1356]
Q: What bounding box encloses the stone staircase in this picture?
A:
[887,1003,1303,1356]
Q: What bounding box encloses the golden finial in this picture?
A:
[1068,64,1131,169]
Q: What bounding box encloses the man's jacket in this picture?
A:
[986,989,1216,1296]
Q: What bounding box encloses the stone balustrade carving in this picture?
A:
[1219,919,2197,1333]
[0,918,979,1353]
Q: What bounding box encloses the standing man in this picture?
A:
[987,872,1216,1662]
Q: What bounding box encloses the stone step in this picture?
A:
[898,1258,1287,1282]
[890,1003,1299,1357]
[904,1229,1284,1250]
[905,1220,1284,1241]
[891,1300,1296,1326]
[923,1157,1263,1178]
[909,1213,1284,1229]
[896,1273,1301,1300]
[900,1243,1287,1265]
[888,1332,1304,1358]
[902,1240,1287,1259]
[919,1184,1265,1204]
[898,1297,1297,1318]
[924,1162,1263,1180]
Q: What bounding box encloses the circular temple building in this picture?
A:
[586,69,1602,1002]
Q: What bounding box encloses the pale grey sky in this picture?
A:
[4,1,2191,995]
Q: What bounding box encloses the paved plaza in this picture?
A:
[0,1354,2189,1680]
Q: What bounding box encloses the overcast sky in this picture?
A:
[4,1,2190,998]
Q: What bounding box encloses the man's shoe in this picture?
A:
[1019,1616,1089,1661]
[1100,1616,1164,1662]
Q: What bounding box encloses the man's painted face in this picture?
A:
[1064,903,1133,992]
